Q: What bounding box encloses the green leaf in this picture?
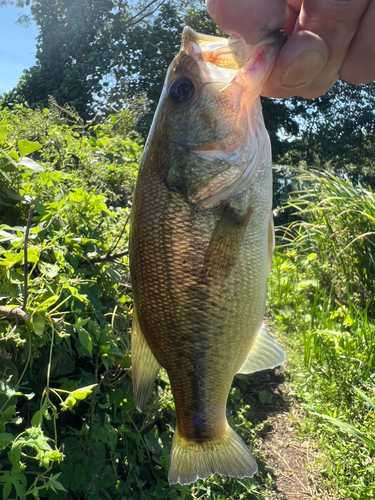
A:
[31,409,44,427]
[12,473,27,498]
[0,405,16,432]
[36,294,59,313]
[18,140,42,157]
[32,199,46,215]
[77,327,92,355]
[72,384,97,400]
[144,433,162,454]
[0,432,14,448]
[105,267,122,284]
[27,247,40,264]
[61,394,77,411]
[351,385,375,409]
[31,399,49,427]
[8,444,22,471]
[38,261,60,278]
[48,474,66,493]
[258,390,273,404]
[305,407,375,450]
[0,125,9,142]
[31,314,46,336]
[18,157,44,172]
[2,474,12,499]
[0,149,18,167]
[44,450,63,462]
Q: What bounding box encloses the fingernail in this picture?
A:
[281,50,326,88]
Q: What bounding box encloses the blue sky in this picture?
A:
[0,5,38,95]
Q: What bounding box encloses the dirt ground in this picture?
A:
[243,368,334,500]
[260,411,332,499]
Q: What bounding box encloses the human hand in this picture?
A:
[205,0,375,98]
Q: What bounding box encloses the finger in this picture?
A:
[264,0,370,98]
[205,0,289,44]
[262,30,329,98]
[296,0,369,95]
[339,0,375,83]
[283,7,299,36]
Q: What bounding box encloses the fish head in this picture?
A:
[150,27,285,207]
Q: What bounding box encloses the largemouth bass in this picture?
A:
[129,26,286,485]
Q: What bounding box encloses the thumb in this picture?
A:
[205,0,288,44]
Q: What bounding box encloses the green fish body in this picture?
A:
[129,27,286,485]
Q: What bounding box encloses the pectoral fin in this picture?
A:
[201,205,251,282]
[131,309,161,412]
[238,324,286,374]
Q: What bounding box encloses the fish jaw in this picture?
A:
[181,25,286,95]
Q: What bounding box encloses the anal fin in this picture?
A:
[131,309,161,412]
[238,324,286,374]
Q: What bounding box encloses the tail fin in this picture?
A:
[168,424,257,485]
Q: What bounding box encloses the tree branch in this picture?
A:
[88,249,129,264]
[23,205,35,310]
[107,213,130,256]
[0,306,30,322]
[123,0,167,30]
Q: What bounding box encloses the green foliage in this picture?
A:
[268,170,375,499]
[280,81,375,186]
[1,0,126,118]
[0,104,266,499]
[123,2,185,136]
[0,0,174,119]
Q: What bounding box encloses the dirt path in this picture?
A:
[242,368,334,500]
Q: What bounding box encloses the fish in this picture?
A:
[129,26,286,485]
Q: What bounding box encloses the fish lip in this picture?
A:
[181,26,287,62]
[181,26,230,49]
[181,26,286,49]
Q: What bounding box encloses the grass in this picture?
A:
[268,170,375,499]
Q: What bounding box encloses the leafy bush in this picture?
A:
[0,105,264,500]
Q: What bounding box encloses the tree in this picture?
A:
[279,81,375,186]
[0,0,168,118]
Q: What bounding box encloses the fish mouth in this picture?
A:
[182,25,286,48]
[181,26,248,70]
[181,27,234,53]
[181,26,286,71]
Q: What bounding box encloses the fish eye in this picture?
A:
[168,77,195,105]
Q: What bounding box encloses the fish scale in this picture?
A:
[130,26,286,485]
